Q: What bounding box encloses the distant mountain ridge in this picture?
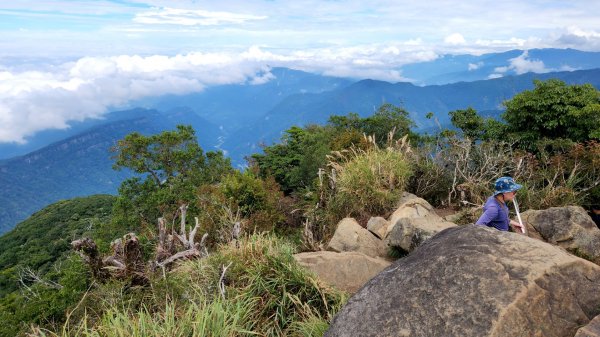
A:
[1,64,600,234]
[401,48,600,85]
[222,68,600,162]
[0,108,220,234]
[3,48,599,160]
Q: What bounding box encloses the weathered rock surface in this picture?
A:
[367,216,389,239]
[387,192,438,233]
[386,216,457,252]
[293,251,391,293]
[325,225,600,337]
[385,192,456,252]
[523,206,600,262]
[327,218,387,258]
[575,315,600,337]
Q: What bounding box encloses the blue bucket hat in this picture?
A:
[494,176,522,195]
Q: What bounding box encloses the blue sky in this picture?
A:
[1,0,600,143]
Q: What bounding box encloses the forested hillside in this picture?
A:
[0,195,117,336]
[0,79,599,336]
[0,108,219,234]
[2,68,600,236]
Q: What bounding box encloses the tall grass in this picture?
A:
[32,234,346,337]
[327,146,412,222]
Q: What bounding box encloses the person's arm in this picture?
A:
[476,204,499,226]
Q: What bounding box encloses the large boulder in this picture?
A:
[575,315,600,337]
[293,251,391,293]
[325,225,600,337]
[385,192,456,252]
[523,206,600,262]
[387,192,438,232]
[386,216,457,252]
[327,218,387,258]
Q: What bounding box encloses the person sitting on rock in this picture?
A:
[476,176,524,232]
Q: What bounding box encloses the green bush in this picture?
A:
[36,235,346,337]
[327,147,412,223]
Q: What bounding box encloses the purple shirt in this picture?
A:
[476,196,510,231]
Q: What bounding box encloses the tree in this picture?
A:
[502,79,600,150]
[449,107,508,142]
[252,125,331,194]
[111,125,232,226]
[329,103,415,146]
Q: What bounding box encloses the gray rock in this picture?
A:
[385,217,456,252]
[387,192,438,235]
[294,251,392,293]
[367,216,389,239]
[325,225,600,337]
[327,218,387,258]
[575,315,600,337]
[523,206,600,262]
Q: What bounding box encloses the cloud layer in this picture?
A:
[0,52,267,143]
[0,44,440,143]
[1,1,600,143]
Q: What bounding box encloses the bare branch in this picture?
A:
[219,262,233,299]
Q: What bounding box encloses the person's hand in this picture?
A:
[510,220,524,232]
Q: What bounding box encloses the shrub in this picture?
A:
[325,140,412,224]
[36,235,346,337]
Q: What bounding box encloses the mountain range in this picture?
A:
[1,48,600,234]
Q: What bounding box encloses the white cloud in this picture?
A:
[486,51,550,78]
[475,37,527,48]
[0,44,441,143]
[507,51,548,74]
[0,52,272,143]
[554,26,600,50]
[468,62,483,71]
[444,33,466,45]
[559,65,578,71]
[133,7,267,26]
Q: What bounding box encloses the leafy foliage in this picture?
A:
[35,235,346,337]
[328,103,416,146]
[111,125,232,228]
[252,125,332,194]
[0,195,116,336]
[253,103,416,195]
[503,79,600,149]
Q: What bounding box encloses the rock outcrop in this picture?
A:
[366,216,388,239]
[327,218,387,258]
[575,315,600,337]
[325,225,600,337]
[387,192,439,232]
[293,251,391,293]
[386,216,457,252]
[385,192,456,252]
[523,206,600,262]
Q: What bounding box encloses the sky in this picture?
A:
[1,0,600,144]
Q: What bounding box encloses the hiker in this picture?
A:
[476,176,524,232]
[590,205,600,228]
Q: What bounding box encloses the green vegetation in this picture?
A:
[323,140,413,224]
[111,124,233,230]
[0,195,116,336]
[0,79,599,336]
[503,79,600,149]
[34,235,345,337]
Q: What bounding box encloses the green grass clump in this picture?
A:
[34,234,346,337]
[328,147,412,221]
